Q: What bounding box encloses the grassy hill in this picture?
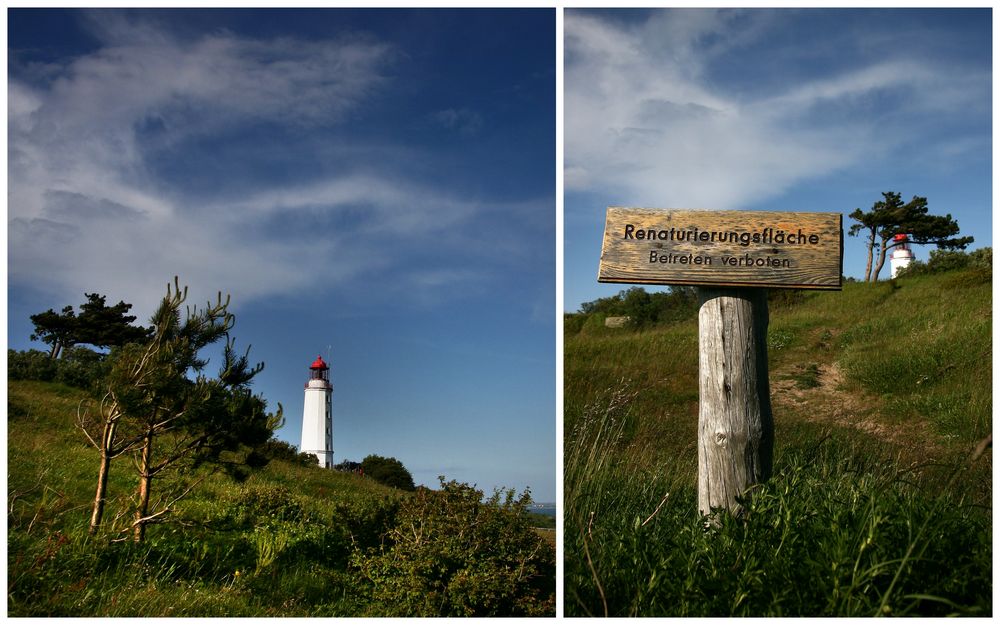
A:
[565,267,991,617]
[8,380,555,616]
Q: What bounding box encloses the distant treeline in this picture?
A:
[567,247,991,335]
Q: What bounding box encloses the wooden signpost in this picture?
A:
[598,207,843,517]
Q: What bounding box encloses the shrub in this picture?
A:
[926,249,971,272]
[576,287,698,330]
[246,439,318,469]
[8,347,110,390]
[8,349,58,382]
[332,496,400,552]
[579,312,609,335]
[55,346,110,389]
[361,455,415,491]
[896,247,992,279]
[228,484,307,527]
[967,246,991,270]
[352,479,556,617]
[564,313,587,336]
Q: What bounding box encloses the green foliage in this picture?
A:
[228,484,307,525]
[767,288,810,309]
[578,286,698,329]
[361,454,416,491]
[83,278,282,540]
[767,328,795,350]
[352,479,556,617]
[28,305,77,359]
[9,347,110,390]
[29,293,151,359]
[9,349,58,382]
[246,439,318,469]
[848,191,972,282]
[564,313,588,336]
[579,312,610,335]
[896,247,992,284]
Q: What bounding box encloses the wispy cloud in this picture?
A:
[565,10,987,210]
[8,13,547,318]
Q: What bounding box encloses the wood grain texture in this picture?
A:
[599,207,843,290]
[697,288,774,517]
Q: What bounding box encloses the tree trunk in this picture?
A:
[863,230,875,282]
[871,236,894,281]
[88,421,116,534]
[134,431,154,542]
[697,288,773,518]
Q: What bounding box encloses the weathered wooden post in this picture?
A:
[598,207,842,517]
[697,287,772,515]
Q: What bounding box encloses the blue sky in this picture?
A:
[565,8,992,311]
[8,9,556,501]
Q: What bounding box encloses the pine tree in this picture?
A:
[82,277,282,540]
[30,293,151,359]
[848,192,973,282]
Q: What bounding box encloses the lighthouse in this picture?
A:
[890,233,914,278]
[300,355,333,468]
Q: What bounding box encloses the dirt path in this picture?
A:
[770,361,940,451]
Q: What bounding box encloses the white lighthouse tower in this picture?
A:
[890,233,915,278]
[300,355,333,468]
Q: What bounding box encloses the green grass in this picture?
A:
[8,379,554,616]
[565,268,992,616]
[7,379,398,616]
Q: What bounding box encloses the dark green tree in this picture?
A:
[848,192,973,282]
[29,305,77,359]
[30,293,151,359]
[361,454,416,491]
[76,293,152,349]
[80,278,281,540]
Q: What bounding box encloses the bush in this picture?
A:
[361,455,415,491]
[896,247,992,279]
[56,346,111,389]
[228,484,308,527]
[352,479,555,617]
[564,313,587,336]
[926,249,971,272]
[579,312,610,335]
[8,349,58,382]
[967,247,991,270]
[576,287,698,330]
[8,347,110,389]
[246,439,318,469]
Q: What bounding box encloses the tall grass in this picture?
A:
[565,268,992,616]
[564,387,991,617]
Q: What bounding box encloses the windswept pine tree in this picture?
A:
[848,192,973,282]
[80,277,282,540]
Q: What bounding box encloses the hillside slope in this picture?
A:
[564,268,991,616]
[8,379,555,616]
[567,269,990,478]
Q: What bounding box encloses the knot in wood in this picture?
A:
[714,431,728,447]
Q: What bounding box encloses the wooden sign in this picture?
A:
[598,207,843,290]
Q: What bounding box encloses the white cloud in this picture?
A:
[564,10,982,210]
[9,14,549,319]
